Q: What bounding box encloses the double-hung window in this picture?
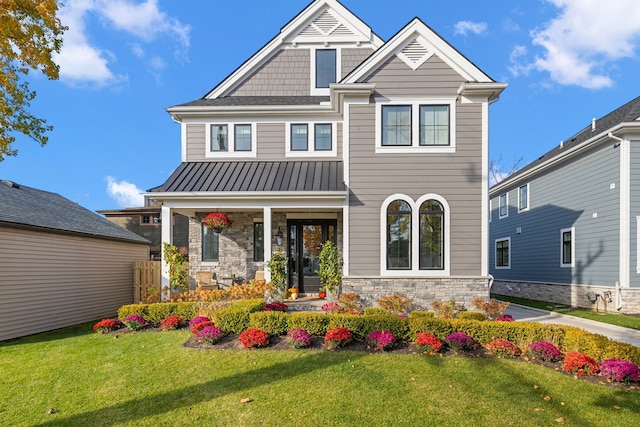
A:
[207,123,256,157]
[210,124,228,152]
[376,99,455,153]
[286,122,336,157]
[235,124,252,151]
[291,124,308,151]
[495,238,510,268]
[314,124,332,151]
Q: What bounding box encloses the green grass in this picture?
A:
[1,324,638,426]
[495,295,640,331]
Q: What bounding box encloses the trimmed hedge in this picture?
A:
[287,312,329,336]
[363,307,388,316]
[250,311,289,336]
[563,326,640,365]
[458,311,487,321]
[118,302,196,325]
[359,314,410,341]
[214,299,265,334]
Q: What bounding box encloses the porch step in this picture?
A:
[283,296,326,312]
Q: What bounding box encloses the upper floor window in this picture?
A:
[376,98,456,153]
[419,105,449,146]
[561,227,574,267]
[316,49,336,89]
[206,122,257,158]
[286,121,337,157]
[518,184,529,212]
[499,193,508,218]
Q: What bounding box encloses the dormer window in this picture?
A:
[211,124,228,151]
[316,49,336,88]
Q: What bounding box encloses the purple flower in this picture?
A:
[526,341,563,362]
[599,359,640,384]
[189,316,211,327]
[196,325,223,345]
[123,315,146,331]
[445,332,476,350]
[496,314,514,322]
[366,330,396,351]
[287,328,312,349]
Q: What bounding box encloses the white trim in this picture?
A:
[494,237,511,270]
[205,122,257,158]
[636,216,640,275]
[343,203,349,277]
[480,101,489,276]
[310,47,342,96]
[374,97,456,154]
[379,193,451,277]
[620,138,630,286]
[560,227,575,268]
[263,207,272,282]
[498,193,508,218]
[517,183,530,212]
[286,212,337,219]
[160,205,172,300]
[181,123,187,162]
[285,121,338,157]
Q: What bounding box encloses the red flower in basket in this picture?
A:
[203,212,232,232]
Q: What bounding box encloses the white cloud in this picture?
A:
[106,176,145,208]
[513,0,640,89]
[56,0,190,86]
[454,21,488,36]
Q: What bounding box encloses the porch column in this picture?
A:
[263,206,272,282]
[160,205,172,301]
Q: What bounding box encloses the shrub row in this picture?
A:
[117,302,197,325]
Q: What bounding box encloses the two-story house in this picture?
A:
[489,96,640,314]
[148,0,506,307]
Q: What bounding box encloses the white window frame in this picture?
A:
[310,47,341,96]
[518,184,529,212]
[379,193,451,277]
[560,227,575,268]
[375,97,456,154]
[499,193,508,218]
[495,237,511,269]
[285,121,337,157]
[205,122,257,158]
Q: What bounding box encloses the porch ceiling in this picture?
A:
[149,161,345,193]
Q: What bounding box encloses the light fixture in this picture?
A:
[275,227,283,246]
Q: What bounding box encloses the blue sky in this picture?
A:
[3,0,640,212]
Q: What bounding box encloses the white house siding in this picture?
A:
[0,226,148,341]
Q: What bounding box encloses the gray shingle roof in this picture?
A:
[499,95,640,185]
[0,180,149,243]
[149,161,345,193]
[172,96,331,108]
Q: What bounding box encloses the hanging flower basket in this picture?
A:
[203,212,232,233]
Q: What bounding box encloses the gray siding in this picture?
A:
[341,47,374,79]
[490,141,620,286]
[229,49,310,96]
[0,226,148,341]
[186,124,206,161]
[347,53,483,276]
[630,140,640,287]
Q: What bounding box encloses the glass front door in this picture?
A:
[288,219,336,293]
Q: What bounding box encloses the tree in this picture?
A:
[0,0,66,161]
[489,155,523,186]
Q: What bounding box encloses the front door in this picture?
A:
[287,219,336,294]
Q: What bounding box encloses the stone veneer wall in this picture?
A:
[491,280,640,314]
[343,277,490,310]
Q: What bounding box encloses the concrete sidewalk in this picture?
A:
[505,303,640,348]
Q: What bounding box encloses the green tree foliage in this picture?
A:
[0,0,66,161]
[162,242,188,292]
[317,240,342,293]
[265,249,287,294]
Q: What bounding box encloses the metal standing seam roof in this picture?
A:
[148,161,345,193]
[0,180,150,243]
[494,95,640,188]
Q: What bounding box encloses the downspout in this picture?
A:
[615,281,623,310]
[488,274,494,299]
[608,132,628,310]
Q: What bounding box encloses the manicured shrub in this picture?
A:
[287,312,329,336]
[249,311,289,336]
[287,328,312,349]
[366,330,395,351]
[196,326,223,345]
[327,314,366,340]
[562,326,640,365]
[93,318,121,334]
[188,316,211,327]
[262,302,288,312]
[214,299,265,334]
[408,311,434,319]
[458,311,487,321]
[377,293,413,315]
[599,359,640,384]
[415,332,443,352]
[526,341,563,362]
[363,307,388,316]
[324,327,352,350]
[160,315,183,331]
[118,304,148,321]
[360,314,410,341]
[191,321,215,335]
[445,332,476,351]
[123,315,146,331]
[146,303,194,324]
[239,328,270,349]
[563,352,599,376]
[487,338,520,358]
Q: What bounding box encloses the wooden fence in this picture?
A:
[133,260,162,303]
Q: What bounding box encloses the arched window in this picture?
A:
[387,200,411,269]
[419,200,444,270]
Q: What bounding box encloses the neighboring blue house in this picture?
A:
[489,96,640,314]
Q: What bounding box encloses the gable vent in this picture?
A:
[398,37,434,70]
[298,9,355,38]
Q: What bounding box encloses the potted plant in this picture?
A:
[317,240,342,301]
[202,212,232,233]
[318,286,327,299]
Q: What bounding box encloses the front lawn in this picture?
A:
[1,324,638,426]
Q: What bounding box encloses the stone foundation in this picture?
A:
[342,276,490,310]
[491,280,640,314]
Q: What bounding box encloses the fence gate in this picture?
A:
[133,260,162,303]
